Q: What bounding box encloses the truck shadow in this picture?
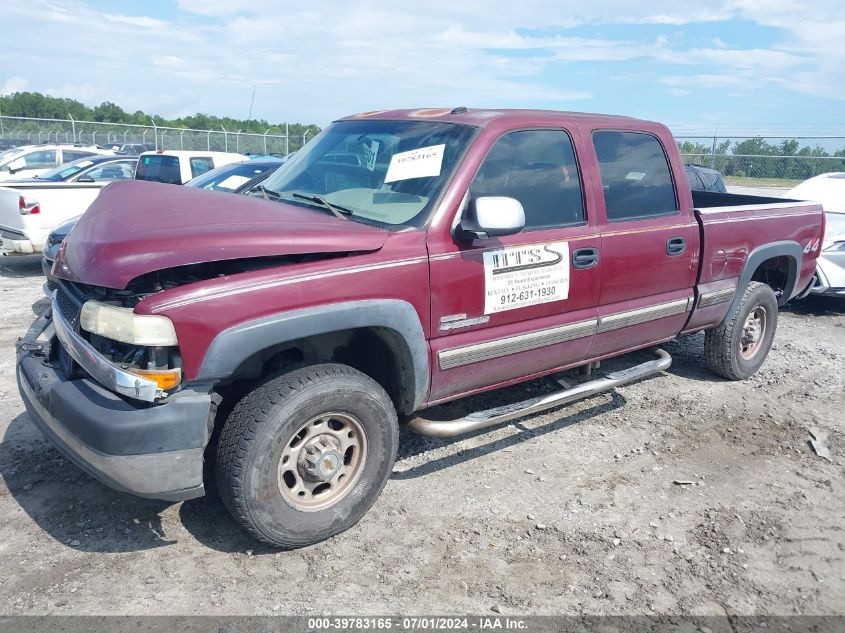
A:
[1,413,176,553]
[0,255,42,278]
[393,390,626,480]
[785,295,845,316]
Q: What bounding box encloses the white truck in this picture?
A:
[134,150,247,185]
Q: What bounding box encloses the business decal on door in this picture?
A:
[483,242,570,314]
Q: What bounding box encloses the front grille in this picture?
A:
[55,285,82,331]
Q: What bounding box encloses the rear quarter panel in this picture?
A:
[684,201,824,332]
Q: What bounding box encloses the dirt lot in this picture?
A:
[0,254,843,616]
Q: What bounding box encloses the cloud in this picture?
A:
[1,76,30,95]
[2,0,844,124]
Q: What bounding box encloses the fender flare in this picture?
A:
[196,299,429,412]
[720,240,802,326]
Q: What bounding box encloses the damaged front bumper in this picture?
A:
[15,309,214,501]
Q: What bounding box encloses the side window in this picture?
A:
[23,150,58,168]
[592,131,678,221]
[469,129,584,230]
[82,161,135,180]
[190,157,214,178]
[62,150,94,163]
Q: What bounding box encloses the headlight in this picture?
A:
[823,240,845,252]
[80,301,178,346]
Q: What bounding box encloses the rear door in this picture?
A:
[427,127,601,402]
[587,129,698,357]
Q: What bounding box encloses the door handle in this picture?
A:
[572,247,599,269]
[666,237,686,256]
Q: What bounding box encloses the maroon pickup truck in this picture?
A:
[17,108,824,548]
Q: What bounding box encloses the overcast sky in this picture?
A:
[2,0,844,133]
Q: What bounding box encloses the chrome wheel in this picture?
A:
[740,306,767,360]
[277,412,368,512]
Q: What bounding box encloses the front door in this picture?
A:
[427,128,602,403]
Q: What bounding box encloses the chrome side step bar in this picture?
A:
[407,348,672,438]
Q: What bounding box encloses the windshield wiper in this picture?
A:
[250,184,280,200]
[292,193,354,220]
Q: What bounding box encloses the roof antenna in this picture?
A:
[450,106,468,114]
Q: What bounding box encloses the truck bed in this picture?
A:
[687,191,824,336]
[692,189,797,209]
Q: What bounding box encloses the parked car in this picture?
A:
[41,215,80,291]
[0,144,115,181]
[685,163,727,193]
[185,157,284,193]
[5,154,137,184]
[0,155,137,256]
[17,108,824,548]
[784,173,845,297]
[134,150,246,185]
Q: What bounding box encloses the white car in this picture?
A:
[134,150,247,185]
[0,144,115,181]
[784,173,845,297]
[0,155,137,256]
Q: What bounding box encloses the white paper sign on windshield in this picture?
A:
[217,174,251,190]
[384,144,445,183]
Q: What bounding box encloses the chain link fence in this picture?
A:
[0,115,305,156]
[2,116,844,197]
[675,135,845,196]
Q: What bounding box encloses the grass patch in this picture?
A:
[725,176,802,187]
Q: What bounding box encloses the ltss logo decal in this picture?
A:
[483,242,570,314]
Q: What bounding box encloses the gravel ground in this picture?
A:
[0,254,843,616]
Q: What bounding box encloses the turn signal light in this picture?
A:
[127,368,182,391]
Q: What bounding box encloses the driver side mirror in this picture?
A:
[457,196,525,241]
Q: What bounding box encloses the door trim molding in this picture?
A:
[438,319,597,369]
[437,297,693,370]
[597,297,691,333]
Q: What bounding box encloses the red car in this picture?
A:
[18,108,824,548]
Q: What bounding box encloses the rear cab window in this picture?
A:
[592,131,678,221]
[135,154,182,184]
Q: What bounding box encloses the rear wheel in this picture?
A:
[215,363,398,548]
[704,281,778,380]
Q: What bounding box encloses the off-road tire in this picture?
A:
[704,281,778,380]
[215,363,398,548]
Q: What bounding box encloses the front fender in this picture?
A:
[196,299,429,412]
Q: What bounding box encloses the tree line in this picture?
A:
[0,91,321,146]
[679,138,845,181]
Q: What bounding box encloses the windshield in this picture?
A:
[37,157,98,181]
[258,119,476,228]
[187,161,280,192]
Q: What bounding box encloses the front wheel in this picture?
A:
[215,363,399,548]
[704,281,778,380]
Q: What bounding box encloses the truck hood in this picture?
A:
[54,180,389,289]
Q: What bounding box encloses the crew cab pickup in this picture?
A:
[16,108,825,548]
